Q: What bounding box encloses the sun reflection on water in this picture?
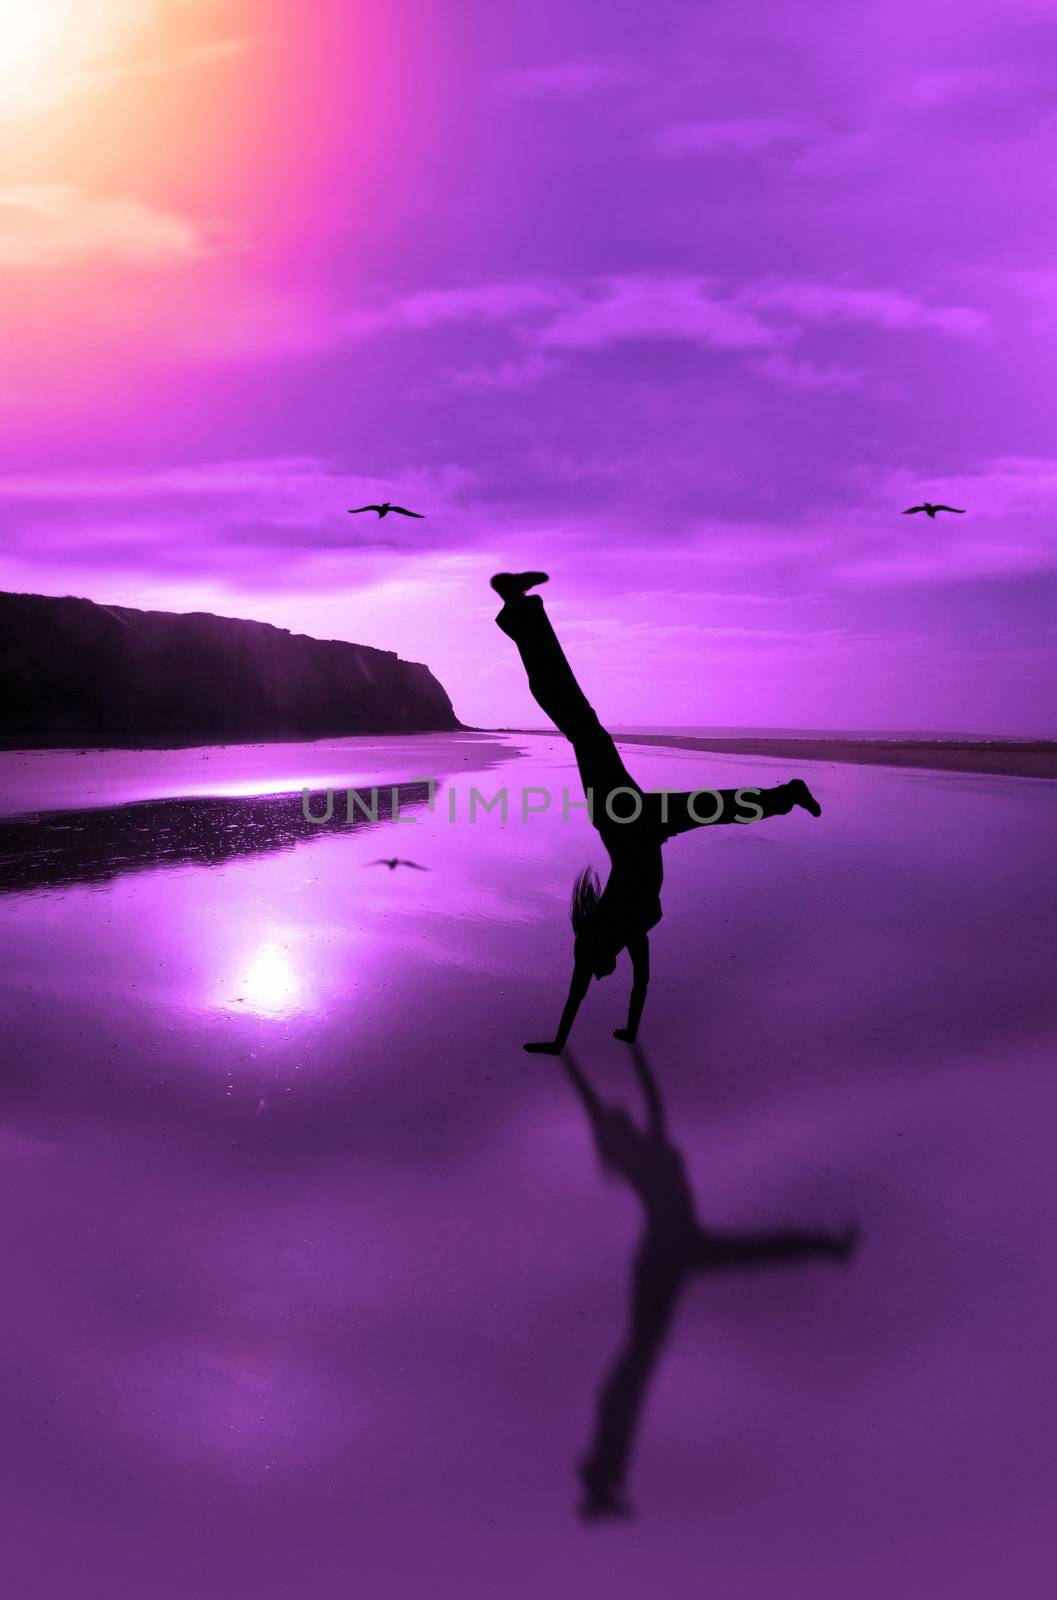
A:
[222,940,305,1020]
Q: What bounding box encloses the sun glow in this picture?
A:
[0,0,145,110]
[0,11,51,69]
[223,940,306,1021]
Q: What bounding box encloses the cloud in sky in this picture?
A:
[495,60,631,100]
[532,277,777,353]
[0,0,247,112]
[850,456,1057,525]
[59,37,253,101]
[332,274,988,349]
[751,352,871,392]
[656,118,811,156]
[839,539,1057,587]
[314,273,990,386]
[3,448,1051,728]
[0,457,480,586]
[6,452,1055,592]
[340,282,562,338]
[0,452,473,515]
[446,353,559,391]
[0,185,204,267]
[899,68,999,109]
[740,281,991,340]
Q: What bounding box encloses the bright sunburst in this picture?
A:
[0,10,52,69]
[0,0,143,110]
[225,941,306,1021]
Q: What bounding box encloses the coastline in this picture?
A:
[609,732,1057,781]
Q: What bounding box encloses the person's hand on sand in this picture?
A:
[613,1027,637,1043]
[524,1040,562,1055]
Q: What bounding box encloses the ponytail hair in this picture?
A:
[570,865,602,935]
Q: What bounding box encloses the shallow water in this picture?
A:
[2,733,1055,1599]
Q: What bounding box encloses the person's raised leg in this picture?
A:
[491,572,595,736]
[490,573,639,800]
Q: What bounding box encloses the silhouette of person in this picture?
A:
[491,573,823,1051]
[564,1048,857,1519]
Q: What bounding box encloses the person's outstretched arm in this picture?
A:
[614,935,649,1043]
[524,959,593,1054]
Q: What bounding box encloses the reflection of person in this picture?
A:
[566,1049,858,1518]
[491,572,822,1052]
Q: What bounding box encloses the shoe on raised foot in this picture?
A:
[787,777,822,818]
[490,571,550,601]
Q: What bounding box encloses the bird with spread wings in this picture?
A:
[348,502,424,519]
[902,502,965,519]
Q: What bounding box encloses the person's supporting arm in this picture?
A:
[524,959,593,1054]
[613,934,649,1043]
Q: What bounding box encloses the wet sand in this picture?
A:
[2,733,1056,1599]
[612,732,1057,781]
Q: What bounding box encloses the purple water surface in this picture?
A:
[2,734,1055,1598]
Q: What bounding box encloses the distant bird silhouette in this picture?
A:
[348,502,424,519]
[903,503,965,519]
[367,857,429,871]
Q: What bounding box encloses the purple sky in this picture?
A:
[2,0,1056,732]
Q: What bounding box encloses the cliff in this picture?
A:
[0,590,462,747]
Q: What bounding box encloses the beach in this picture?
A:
[2,731,1056,1599]
[612,732,1057,783]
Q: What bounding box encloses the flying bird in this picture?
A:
[348,502,424,519]
[902,503,966,519]
[367,858,429,871]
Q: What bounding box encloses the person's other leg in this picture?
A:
[696,1222,858,1271]
[651,779,821,838]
